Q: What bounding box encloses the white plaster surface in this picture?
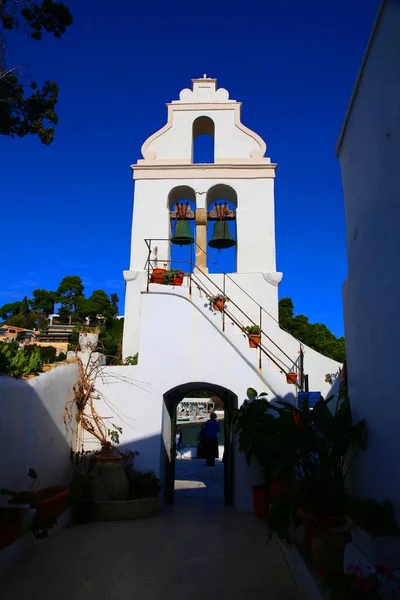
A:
[338,0,400,520]
[0,363,79,496]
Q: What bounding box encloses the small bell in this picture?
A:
[170,219,194,246]
[208,221,236,250]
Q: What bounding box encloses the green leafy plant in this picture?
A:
[75,325,100,334]
[244,325,261,335]
[348,497,399,536]
[121,452,160,499]
[325,562,400,599]
[124,353,138,365]
[107,423,123,446]
[233,388,275,485]
[0,345,43,377]
[267,397,367,541]
[163,269,183,285]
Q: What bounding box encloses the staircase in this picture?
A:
[144,239,305,402]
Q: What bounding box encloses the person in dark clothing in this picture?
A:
[197,424,207,459]
[175,425,185,458]
[205,413,220,466]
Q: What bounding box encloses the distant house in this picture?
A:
[0,325,38,343]
[38,323,75,345]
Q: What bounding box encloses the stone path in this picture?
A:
[174,457,224,499]
[0,498,300,599]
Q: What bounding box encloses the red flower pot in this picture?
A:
[286,372,297,385]
[253,485,270,520]
[248,334,261,348]
[9,486,70,522]
[172,271,184,286]
[213,299,226,312]
[270,478,290,502]
[150,268,166,284]
[35,487,69,522]
[0,508,28,550]
[297,508,348,556]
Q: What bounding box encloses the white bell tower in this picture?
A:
[123,76,283,358]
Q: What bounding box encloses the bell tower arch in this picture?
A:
[123,76,282,358]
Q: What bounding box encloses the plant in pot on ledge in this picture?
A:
[1,468,69,541]
[268,396,367,575]
[65,359,161,521]
[244,325,261,348]
[76,324,100,352]
[347,497,400,570]
[209,294,228,313]
[163,268,185,286]
[233,388,276,519]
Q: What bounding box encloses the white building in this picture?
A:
[92,77,340,511]
[337,0,400,517]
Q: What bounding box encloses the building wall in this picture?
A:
[0,363,79,497]
[98,291,339,511]
[128,177,277,274]
[338,0,400,515]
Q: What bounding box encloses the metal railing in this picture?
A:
[144,238,305,391]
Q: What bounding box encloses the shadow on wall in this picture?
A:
[0,365,79,497]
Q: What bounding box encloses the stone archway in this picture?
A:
[162,382,238,507]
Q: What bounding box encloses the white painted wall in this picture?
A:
[99,290,339,511]
[337,0,400,518]
[0,363,79,498]
[128,177,277,274]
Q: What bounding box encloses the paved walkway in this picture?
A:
[174,457,224,499]
[0,498,300,600]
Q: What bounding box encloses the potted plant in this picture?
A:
[210,294,228,312]
[76,325,100,352]
[150,253,167,284]
[1,469,68,540]
[163,269,184,286]
[268,397,367,574]
[244,325,261,348]
[0,507,30,550]
[347,497,400,569]
[325,562,400,599]
[286,372,298,385]
[233,389,276,519]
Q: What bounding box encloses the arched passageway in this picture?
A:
[162,382,238,506]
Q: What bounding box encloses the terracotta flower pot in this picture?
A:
[150,268,166,284]
[270,478,290,502]
[297,507,349,566]
[9,486,69,523]
[248,333,261,348]
[253,485,270,520]
[213,299,226,312]
[172,271,184,286]
[286,372,297,385]
[0,508,29,551]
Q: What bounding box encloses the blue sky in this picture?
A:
[1,0,379,336]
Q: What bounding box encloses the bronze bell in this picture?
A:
[170,219,194,246]
[208,221,236,250]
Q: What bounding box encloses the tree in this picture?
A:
[110,293,119,318]
[0,301,22,320]
[0,1,73,144]
[76,290,115,325]
[31,289,57,317]
[57,276,84,312]
[278,297,346,363]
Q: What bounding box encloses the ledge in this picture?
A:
[277,536,327,600]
